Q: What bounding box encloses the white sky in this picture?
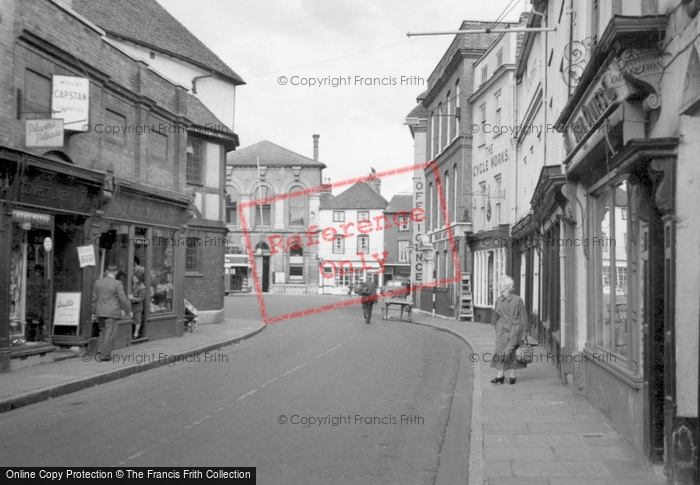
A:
[159,0,529,200]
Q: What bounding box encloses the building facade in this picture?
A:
[468,16,528,322]
[382,194,414,284]
[226,138,325,294]
[509,1,699,482]
[72,0,245,323]
[420,21,510,319]
[317,181,388,295]
[0,0,238,372]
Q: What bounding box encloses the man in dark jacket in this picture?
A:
[91,265,132,361]
[360,275,377,324]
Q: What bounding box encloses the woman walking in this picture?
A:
[491,275,530,384]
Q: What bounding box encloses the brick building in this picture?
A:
[0,0,238,372]
[382,194,413,284]
[71,0,245,325]
[418,21,508,319]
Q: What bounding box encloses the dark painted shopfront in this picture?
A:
[0,149,190,373]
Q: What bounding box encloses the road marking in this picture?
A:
[117,334,353,466]
[236,341,346,401]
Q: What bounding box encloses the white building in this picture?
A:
[317,181,388,294]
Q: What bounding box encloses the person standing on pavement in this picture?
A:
[490,275,529,384]
[130,274,146,339]
[359,275,377,324]
[91,265,132,361]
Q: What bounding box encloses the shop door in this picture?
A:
[262,257,270,292]
[641,221,665,463]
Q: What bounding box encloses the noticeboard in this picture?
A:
[53,292,82,328]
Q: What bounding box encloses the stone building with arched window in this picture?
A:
[225,137,326,294]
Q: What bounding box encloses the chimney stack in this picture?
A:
[313,134,320,161]
[372,178,381,195]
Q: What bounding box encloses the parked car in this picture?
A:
[380,279,410,299]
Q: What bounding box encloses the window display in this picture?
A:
[151,228,174,313]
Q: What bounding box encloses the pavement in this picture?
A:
[0,305,666,484]
[0,318,264,414]
[410,309,666,485]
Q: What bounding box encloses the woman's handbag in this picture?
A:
[515,340,533,364]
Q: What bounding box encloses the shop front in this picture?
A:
[554,16,686,470]
[469,224,511,323]
[93,184,190,350]
[0,150,102,372]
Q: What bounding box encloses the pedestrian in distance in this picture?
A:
[490,275,530,384]
[359,275,377,324]
[91,265,132,361]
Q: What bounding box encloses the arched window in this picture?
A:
[446,91,451,145]
[453,163,459,222]
[454,80,460,140]
[288,185,306,227]
[253,186,272,227]
[225,186,239,225]
[444,170,450,226]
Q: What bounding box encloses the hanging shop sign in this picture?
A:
[563,47,668,160]
[53,292,82,328]
[25,119,64,148]
[77,245,96,268]
[52,75,90,131]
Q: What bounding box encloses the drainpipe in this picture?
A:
[559,218,567,354]
[191,73,214,94]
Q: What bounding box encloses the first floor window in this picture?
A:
[254,186,272,227]
[333,211,345,222]
[357,235,369,254]
[333,235,345,254]
[398,240,410,263]
[225,186,239,225]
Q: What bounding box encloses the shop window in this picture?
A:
[9,212,53,346]
[357,235,369,254]
[288,185,306,226]
[225,186,239,225]
[592,179,630,359]
[333,234,345,254]
[185,237,200,272]
[186,139,202,184]
[151,229,174,314]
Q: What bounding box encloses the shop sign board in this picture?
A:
[77,245,96,267]
[25,119,64,148]
[102,192,185,228]
[52,75,90,131]
[53,292,82,327]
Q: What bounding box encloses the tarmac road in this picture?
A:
[0,295,473,485]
